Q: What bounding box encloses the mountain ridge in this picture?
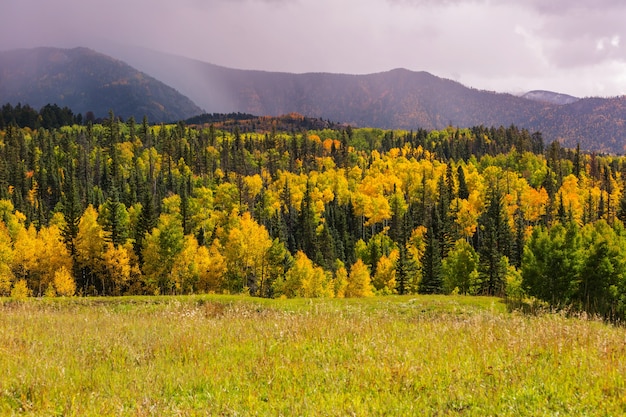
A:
[0,47,203,122]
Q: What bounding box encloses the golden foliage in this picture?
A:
[53,266,76,297]
[11,279,30,299]
[346,259,374,298]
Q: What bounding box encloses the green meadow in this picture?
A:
[1,295,625,416]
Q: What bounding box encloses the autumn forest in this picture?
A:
[1,111,626,320]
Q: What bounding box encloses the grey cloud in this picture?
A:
[521,0,626,14]
[388,0,626,13]
[546,36,625,68]
[386,0,626,34]
[528,6,626,68]
[2,0,625,97]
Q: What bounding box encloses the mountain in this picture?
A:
[532,96,626,153]
[3,46,626,153]
[521,90,580,105]
[97,46,543,128]
[0,47,203,122]
[102,46,626,153]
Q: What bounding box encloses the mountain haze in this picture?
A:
[521,90,580,105]
[102,46,544,129]
[0,47,203,121]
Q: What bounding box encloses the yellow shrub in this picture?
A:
[11,279,30,300]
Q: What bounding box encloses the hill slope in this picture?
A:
[0,47,203,122]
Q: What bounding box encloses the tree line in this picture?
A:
[0,103,84,130]
[1,114,626,319]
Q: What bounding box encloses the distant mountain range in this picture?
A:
[0,47,202,122]
[1,46,625,153]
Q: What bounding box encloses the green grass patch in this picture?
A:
[0,295,624,416]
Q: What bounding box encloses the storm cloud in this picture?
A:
[2,0,625,97]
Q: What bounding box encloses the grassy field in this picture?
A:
[0,295,625,416]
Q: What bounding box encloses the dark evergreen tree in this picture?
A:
[419,206,443,294]
[617,188,626,223]
[557,193,568,225]
[296,181,319,261]
[437,171,455,260]
[395,246,409,295]
[60,163,82,285]
[388,185,406,244]
[573,143,581,178]
[60,162,81,247]
[457,165,469,200]
[512,200,526,268]
[101,185,128,247]
[135,185,158,264]
[476,188,512,296]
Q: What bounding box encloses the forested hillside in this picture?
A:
[0,47,203,121]
[1,116,626,320]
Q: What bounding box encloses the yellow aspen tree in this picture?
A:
[364,194,392,226]
[140,230,164,295]
[44,282,56,297]
[101,242,132,295]
[11,279,30,299]
[196,239,227,293]
[406,226,427,264]
[558,174,584,223]
[0,222,14,296]
[276,251,333,298]
[223,211,272,294]
[214,182,241,213]
[0,199,25,241]
[372,250,399,295]
[188,186,215,238]
[455,198,479,238]
[243,174,264,202]
[345,259,374,297]
[325,168,351,205]
[75,205,106,293]
[35,224,72,296]
[12,224,38,282]
[406,226,427,293]
[0,268,12,297]
[520,186,549,223]
[142,211,184,295]
[170,235,201,294]
[53,266,76,297]
[333,262,348,298]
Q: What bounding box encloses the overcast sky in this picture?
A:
[3,0,626,97]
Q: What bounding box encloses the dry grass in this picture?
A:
[0,295,625,416]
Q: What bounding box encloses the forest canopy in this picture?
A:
[1,113,625,320]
